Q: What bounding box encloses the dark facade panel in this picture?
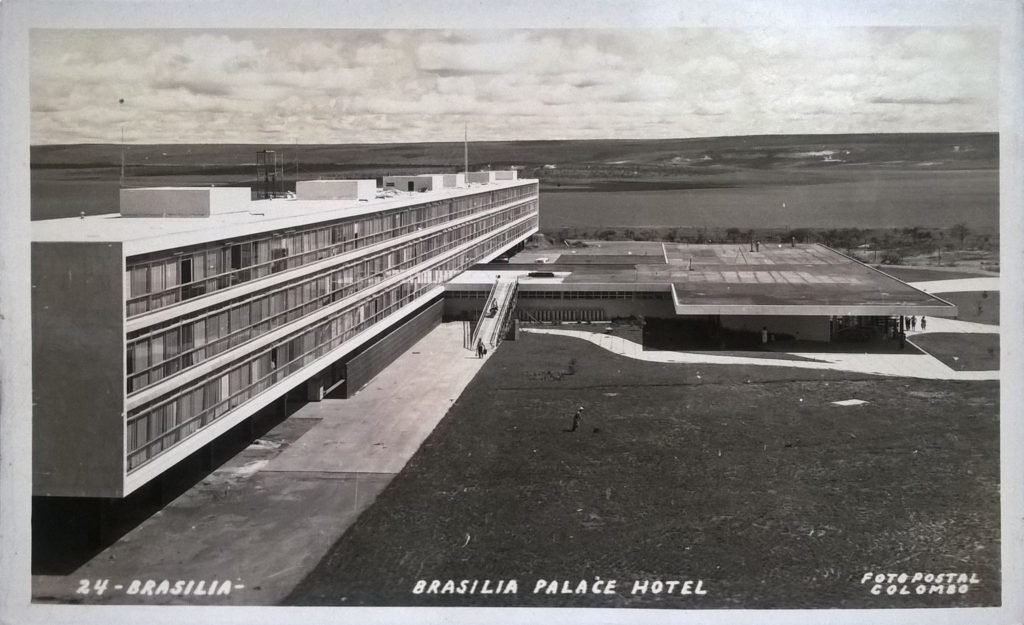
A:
[32,242,125,497]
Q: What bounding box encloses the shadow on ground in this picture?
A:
[32,392,310,575]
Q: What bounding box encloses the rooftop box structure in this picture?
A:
[466,171,517,184]
[466,171,497,184]
[296,179,376,201]
[383,175,445,193]
[442,173,466,188]
[120,186,251,218]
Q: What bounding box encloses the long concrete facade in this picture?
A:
[32,174,539,497]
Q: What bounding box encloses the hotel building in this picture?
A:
[32,173,538,498]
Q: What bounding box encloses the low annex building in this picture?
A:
[446,241,957,341]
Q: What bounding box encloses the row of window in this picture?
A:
[448,290,667,301]
[125,183,539,316]
[518,291,668,300]
[126,202,537,393]
[125,219,537,471]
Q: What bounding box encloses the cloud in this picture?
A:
[869,96,971,105]
[29,27,998,144]
[151,78,234,97]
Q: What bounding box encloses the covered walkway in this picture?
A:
[470,276,518,350]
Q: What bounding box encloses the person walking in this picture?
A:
[761,326,769,345]
[476,340,484,358]
[921,316,927,330]
[911,316,917,330]
[570,406,584,432]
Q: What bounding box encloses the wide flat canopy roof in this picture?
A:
[457,242,956,317]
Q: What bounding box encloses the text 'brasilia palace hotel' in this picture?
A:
[33,171,538,498]
[32,169,956,499]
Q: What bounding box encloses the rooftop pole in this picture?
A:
[120,126,125,188]
[464,122,468,175]
[119,97,125,188]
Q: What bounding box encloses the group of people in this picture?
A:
[890,316,926,350]
[902,315,926,331]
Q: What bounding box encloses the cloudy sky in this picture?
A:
[30,27,997,145]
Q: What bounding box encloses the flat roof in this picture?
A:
[454,242,956,316]
[32,178,537,256]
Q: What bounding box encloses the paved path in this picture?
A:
[522,328,999,381]
[33,322,488,605]
[908,316,998,335]
[268,323,488,474]
[908,277,1000,293]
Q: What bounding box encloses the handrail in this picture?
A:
[469,278,501,351]
[487,278,519,348]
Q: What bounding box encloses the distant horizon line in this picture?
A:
[30,130,999,148]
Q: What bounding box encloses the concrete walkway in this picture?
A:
[33,322,488,605]
[908,277,1000,293]
[908,316,998,335]
[268,322,488,474]
[522,328,999,381]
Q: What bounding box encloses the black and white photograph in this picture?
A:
[1,1,1022,624]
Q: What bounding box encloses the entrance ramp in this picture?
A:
[470,276,519,351]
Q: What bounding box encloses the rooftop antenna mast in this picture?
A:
[464,122,468,174]
[119,97,125,187]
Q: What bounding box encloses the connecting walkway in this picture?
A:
[469,276,519,351]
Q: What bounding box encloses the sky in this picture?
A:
[29,27,998,145]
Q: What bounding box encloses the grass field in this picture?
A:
[912,333,1000,371]
[31,134,999,232]
[286,333,999,609]
[940,292,1000,326]
[538,170,998,233]
[874,267,997,282]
